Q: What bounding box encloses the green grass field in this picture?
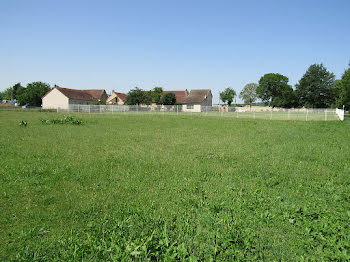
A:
[1,112,349,261]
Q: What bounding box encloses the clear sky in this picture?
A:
[1,0,349,103]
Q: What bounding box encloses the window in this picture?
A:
[187,104,194,109]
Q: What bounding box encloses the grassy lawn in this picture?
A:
[1,112,349,261]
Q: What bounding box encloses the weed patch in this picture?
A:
[40,115,83,125]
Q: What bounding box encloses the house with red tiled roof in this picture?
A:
[161,90,188,104]
[106,90,127,105]
[42,86,108,109]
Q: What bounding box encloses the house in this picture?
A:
[42,86,108,109]
[182,89,212,112]
[106,91,127,105]
[161,90,189,104]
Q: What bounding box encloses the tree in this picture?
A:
[257,73,296,108]
[151,87,163,104]
[239,83,258,110]
[336,64,350,110]
[295,64,336,108]
[17,81,51,106]
[0,83,25,100]
[142,91,153,105]
[220,87,236,106]
[1,87,14,100]
[125,87,145,105]
[160,92,176,105]
[125,87,152,105]
[11,83,23,100]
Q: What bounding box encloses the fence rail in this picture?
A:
[55,105,343,121]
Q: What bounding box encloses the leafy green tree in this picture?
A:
[220,87,236,106]
[125,87,152,105]
[125,87,144,105]
[1,83,25,100]
[17,82,51,106]
[160,92,176,105]
[142,91,153,105]
[295,64,336,108]
[11,83,24,100]
[257,73,296,108]
[151,87,163,104]
[1,88,13,100]
[336,64,350,110]
[239,83,258,110]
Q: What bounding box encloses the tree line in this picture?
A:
[220,63,350,110]
[124,87,178,105]
[0,82,51,106]
[2,62,349,109]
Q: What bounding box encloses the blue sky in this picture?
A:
[1,0,349,103]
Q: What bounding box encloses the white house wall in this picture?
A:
[182,104,201,112]
[42,89,69,109]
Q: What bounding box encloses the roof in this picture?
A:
[112,91,127,101]
[183,89,211,104]
[162,90,188,103]
[45,87,107,101]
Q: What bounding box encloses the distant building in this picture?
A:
[42,86,108,109]
[183,89,212,112]
[162,90,189,104]
[106,91,127,105]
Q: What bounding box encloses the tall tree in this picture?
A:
[151,87,163,104]
[239,83,258,110]
[17,82,51,106]
[11,83,23,100]
[257,73,296,108]
[295,64,336,108]
[336,64,350,110]
[160,92,176,105]
[220,87,236,106]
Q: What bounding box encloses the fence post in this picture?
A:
[306,109,308,121]
[288,109,290,120]
[137,105,139,113]
[221,107,223,117]
[325,110,327,121]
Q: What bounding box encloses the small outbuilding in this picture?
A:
[42,86,108,109]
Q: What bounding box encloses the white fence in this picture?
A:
[57,104,342,121]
